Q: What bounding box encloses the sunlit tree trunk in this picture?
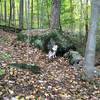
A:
[0,0,3,21]
[50,0,61,31]
[19,0,24,29]
[84,2,99,78]
[0,0,1,24]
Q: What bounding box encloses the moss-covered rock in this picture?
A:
[65,50,83,65]
[9,63,41,74]
[17,30,77,55]
[17,33,28,42]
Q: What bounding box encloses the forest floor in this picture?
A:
[0,30,100,100]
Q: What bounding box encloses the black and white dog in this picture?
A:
[48,44,58,59]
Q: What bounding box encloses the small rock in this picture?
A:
[8,89,14,95]
[11,97,17,100]
[3,97,10,100]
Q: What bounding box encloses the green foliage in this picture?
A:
[17,32,28,42]
[17,30,77,53]
[0,68,5,76]
[17,32,44,50]
[30,35,44,49]
[47,31,75,48]
[0,52,12,61]
[0,0,91,30]
[34,39,43,49]
[9,63,41,74]
[66,34,86,55]
[16,30,86,55]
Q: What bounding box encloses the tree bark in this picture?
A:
[84,2,99,78]
[9,0,13,27]
[26,0,31,30]
[0,0,3,21]
[85,0,89,43]
[50,0,61,30]
[12,0,15,22]
[19,0,24,29]
[37,0,39,28]
[46,0,50,28]
[31,0,33,28]
[40,0,44,28]
[70,0,74,33]
[79,0,83,45]
[4,0,7,23]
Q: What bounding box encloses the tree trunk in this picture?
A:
[31,0,33,28]
[9,0,13,27]
[25,0,31,61]
[19,0,24,29]
[79,0,83,42]
[85,0,89,43]
[84,2,99,78]
[4,0,7,23]
[50,0,61,30]
[70,0,74,33]
[25,0,31,30]
[0,0,3,21]
[12,0,15,23]
[25,0,30,30]
[46,0,50,28]
[12,0,16,30]
[37,0,39,28]
[40,0,44,29]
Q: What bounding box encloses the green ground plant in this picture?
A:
[0,68,5,76]
[0,52,12,61]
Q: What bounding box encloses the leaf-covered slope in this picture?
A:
[0,30,99,100]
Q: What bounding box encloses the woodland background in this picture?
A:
[0,0,100,100]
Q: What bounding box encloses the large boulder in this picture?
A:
[17,30,77,56]
[64,50,83,66]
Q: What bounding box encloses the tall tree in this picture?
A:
[4,0,7,23]
[9,0,13,26]
[85,0,89,43]
[37,0,39,28]
[70,0,74,33]
[31,0,33,28]
[12,0,15,22]
[19,0,24,29]
[40,0,44,28]
[25,0,31,30]
[79,0,84,52]
[25,0,31,61]
[46,0,50,28]
[50,0,61,30]
[0,0,3,21]
[84,0,99,78]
